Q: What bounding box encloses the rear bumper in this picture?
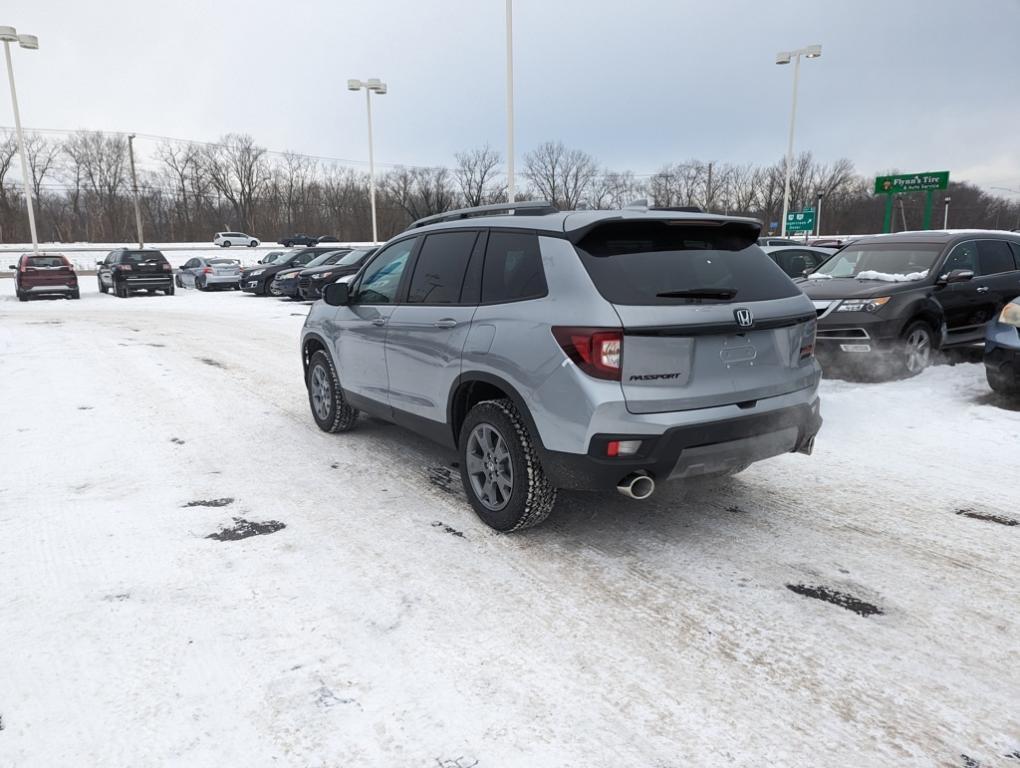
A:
[23,283,77,293]
[541,398,822,491]
[204,274,240,285]
[120,276,172,288]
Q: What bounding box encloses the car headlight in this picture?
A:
[836,297,891,313]
[250,269,265,277]
[312,272,333,280]
[1000,303,1020,328]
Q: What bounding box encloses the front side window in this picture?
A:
[941,241,978,275]
[354,238,416,304]
[977,240,1015,275]
[408,231,478,304]
[482,232,546,303]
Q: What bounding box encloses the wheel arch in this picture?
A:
[900,296,944,347]
[447,372,544,451]
[301,332,333,377]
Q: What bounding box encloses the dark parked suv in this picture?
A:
[279,233,317,247]
[11,252,80,301]
[799,231,1020,377]
[298,248,376,300]
[98,249,174,297]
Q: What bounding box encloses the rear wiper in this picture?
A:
[655,288,738,300]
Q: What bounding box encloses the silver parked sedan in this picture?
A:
[176,257,242,291]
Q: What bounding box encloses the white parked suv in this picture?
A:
[213,231,260,248]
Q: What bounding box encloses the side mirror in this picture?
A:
[323,282,351,307]
[8,264,15,270]
[939,269,974,284]
[97,259,104,266]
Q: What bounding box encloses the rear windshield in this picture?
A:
[812,243,941,279]
[27,256,69,268]
[575,222,799,305]
[209,258,239,266]
[118,251,168,265]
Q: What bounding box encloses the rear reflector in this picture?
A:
[552,327,623,381]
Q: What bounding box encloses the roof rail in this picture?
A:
[405,200,559,230]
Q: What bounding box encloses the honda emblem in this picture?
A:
[734,308,754,328]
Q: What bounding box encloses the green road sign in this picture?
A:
[874,171,949,195]
[786,210,815,233]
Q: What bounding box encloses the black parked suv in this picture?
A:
[799,231,1020,377]
[298,248,376,300]
[240,246,337,295]
[98,249,174,297]
[279,233,317,247]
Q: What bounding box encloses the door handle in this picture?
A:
[976,286,989,293]
[434,318,458,329]
[371,318,387,327]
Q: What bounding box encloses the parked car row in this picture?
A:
[211,231,343,248]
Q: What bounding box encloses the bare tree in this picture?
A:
[588,170,644,209]
[454,146,503,207]
[63,130,128,240]
[384,166,457,222]
[522,141,599,210]
[205,133,270,233]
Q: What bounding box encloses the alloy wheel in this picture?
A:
[465,423,514,511]
[904,327,931,374]
[310,364,332,421]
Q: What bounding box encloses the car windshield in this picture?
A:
[811,243,941,280]
[119,251,167,265]
[261,252,285,263]
[304,251,342,268]
[27,256,68,267]
[336,249,370,267]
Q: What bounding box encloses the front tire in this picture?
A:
[249,240,258,247]
[222,241,231,248]
[17,289,27,302]
[987,365,1020,396]
[306,350,359,433]
[458,399,556,532]
[899,321,933,378]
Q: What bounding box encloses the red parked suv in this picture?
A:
[10,252,80,301]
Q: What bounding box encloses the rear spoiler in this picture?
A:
[565,216,762,249]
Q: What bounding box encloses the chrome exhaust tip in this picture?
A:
[617,472,655,500]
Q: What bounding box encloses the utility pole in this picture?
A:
[127,134,144,248]
[943,196,951,229]
[2,30,39,253]
[505,0,515,205]
[705,162,713,212]
[815,191,824,236]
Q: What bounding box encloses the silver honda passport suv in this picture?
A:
[301,201,822,531]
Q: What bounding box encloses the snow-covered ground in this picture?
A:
[1,279,1018,767]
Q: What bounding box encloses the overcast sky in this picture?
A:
[5,0,1020,191]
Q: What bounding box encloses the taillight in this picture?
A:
[116,264,133,271]
[800,319,816,359]
[552,327,623,381]
[202,267,212,274]
[164,264,173,272]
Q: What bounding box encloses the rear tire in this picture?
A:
[165,283,175,296]
[116,282,129,298]
[249,240,258,247]
[306,350,359,433]
[458,399,556,532]
[196,276,207,291]
[98,277,108,294]
[71,289,81,300]
[222,241,231,248]
[898,321,934,378]
[17,289,28,302]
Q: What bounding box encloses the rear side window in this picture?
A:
[408,231,477,304]
[27,256,68,268]
[977,240,1016,275]
[575,222,798,305]
[481,232,546,303]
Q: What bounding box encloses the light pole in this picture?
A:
[815,190,824,236]
[943,195,951,229]
[0,26,39,253]
[127,134,144,248]
[348,78,387,243]
[505,0,515,205]
[775,44,821,237]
